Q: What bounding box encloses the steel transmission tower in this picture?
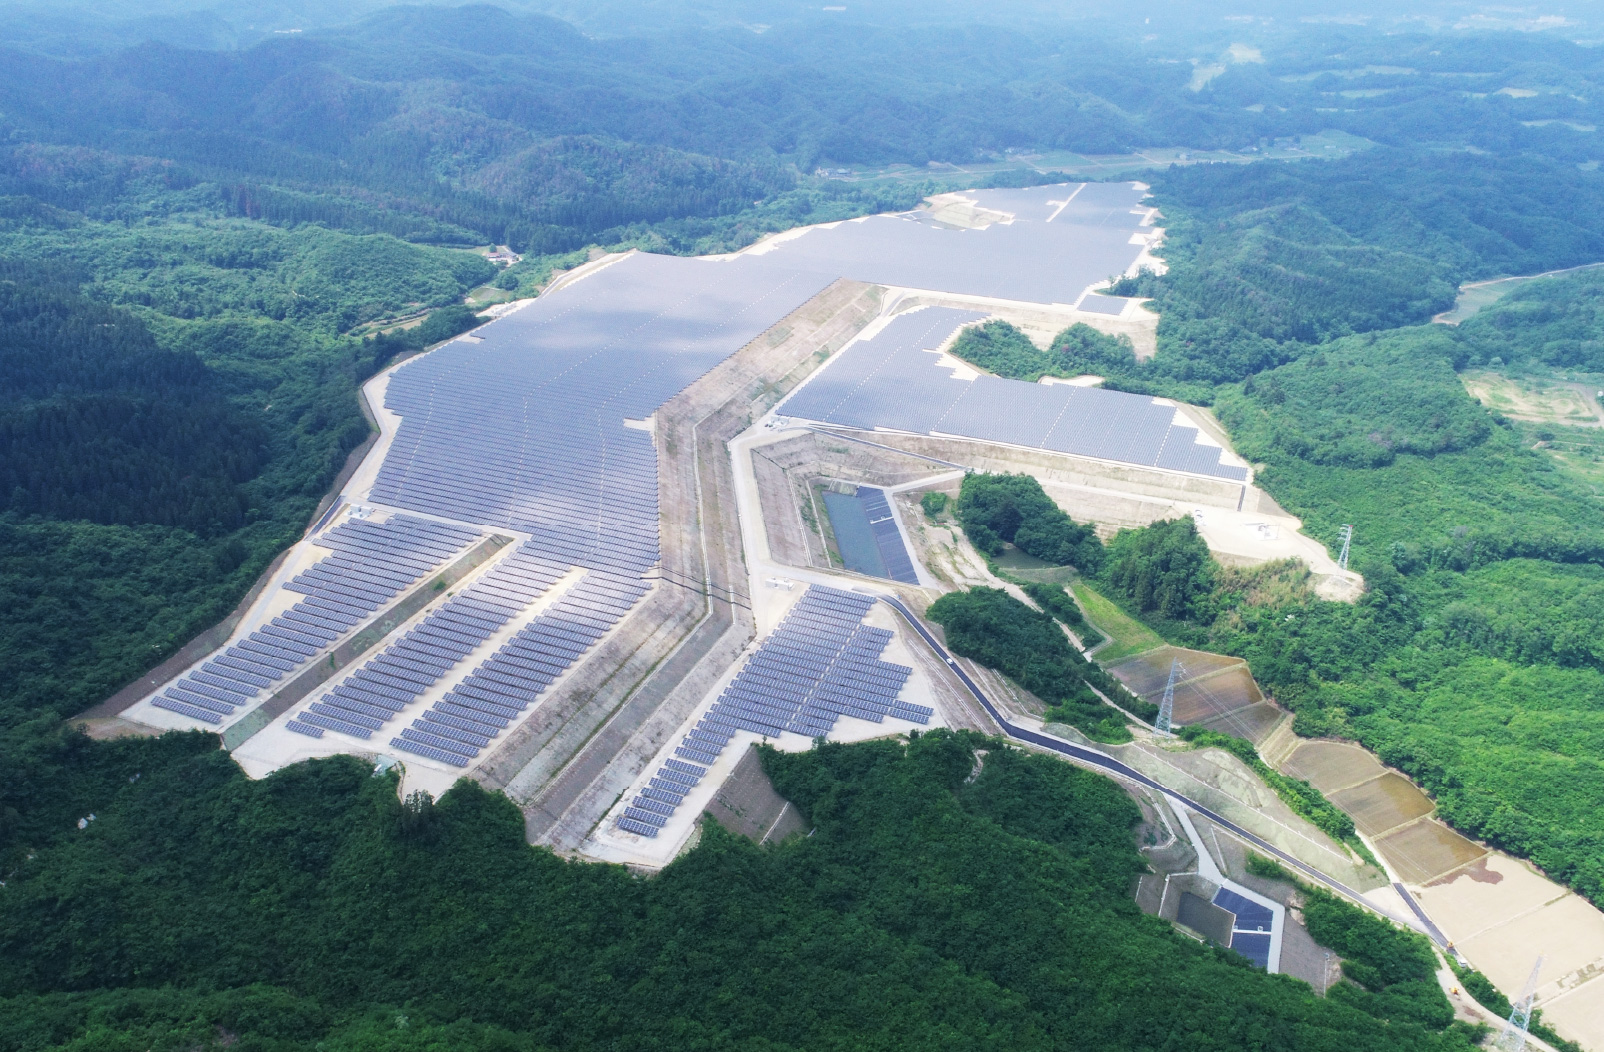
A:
[1337,524,1354,571]
[1156,659,1181,735]
[1495,956,1545,1052]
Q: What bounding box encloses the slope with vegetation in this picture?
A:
[946,151,1604,910]
[0,730,1487,1052]
[927,586,1154,742]
[1078,183,1604,909]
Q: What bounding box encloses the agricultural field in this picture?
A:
[1461,370,1604,428]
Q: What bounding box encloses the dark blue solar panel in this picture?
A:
[1228,931,1272,970]
[1215,889,1274,933]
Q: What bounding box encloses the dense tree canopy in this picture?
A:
[1457,268,1604,371]
[927,586,1153,741]
[1214,327,1491,469]
[956,472,1104,572]
[0,732,1482,1051]
[948,319,1137,383]
[1101,518,1218,623]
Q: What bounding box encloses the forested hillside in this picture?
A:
[0,731,1482,1051]
[1089,215,1604,910]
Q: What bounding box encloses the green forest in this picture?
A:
[927,585,1156,741]
[1082,229,1604,910]
[954,471,1104,571]
[0,730,1486,1052]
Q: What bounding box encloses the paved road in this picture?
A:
[877,594,1442,945]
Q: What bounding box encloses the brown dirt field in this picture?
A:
[1420,855,1568,932]
[75,716,160,741]
[1462,370,1604,428]
[1183,665,1263,710]
[1108,646,1244,696]
[1542,988,1604,1052]
[1374,818,1487,884]
[1194,701,1282,744]
[1331,773,1435,838]
[1282,741,1386,795]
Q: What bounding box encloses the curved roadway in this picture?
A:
[876,594,1446,946]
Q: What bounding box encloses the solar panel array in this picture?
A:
[617,586,932,838]
[256,184,1156,761]
[1215,887,1275,969]
[151,515,479,726]
[365,186,1156,584]
[781,307,1250,482]
[370,253,831,579]
[857,488,919,583]
[1077,293,1129,316]
[285,544,649,769]
[763,182,1150,305]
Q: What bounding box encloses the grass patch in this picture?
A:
[1246,851,1300,884]
[1072,581,1167,661]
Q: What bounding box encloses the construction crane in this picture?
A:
[1495,956,1545,1052]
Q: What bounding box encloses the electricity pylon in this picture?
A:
[1156,659,1181,735]
[1494,956,1544,1052]
[1337,524,1354,571]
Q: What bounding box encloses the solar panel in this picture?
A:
[390,737,470,768]
[1215,889,1275,932]
[1228,931,1273,969]
[152,696,223,724]
[779,306,1248,483]
[617,587,928,835]
[399,728,478,759]
[286,719,325,739]
[296,711,374,740]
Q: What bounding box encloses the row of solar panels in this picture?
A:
[366,254,830,582]
[1215,887,1275,970]
[151,515,480,726]
[618,585,933,839]
[780,306,1249,483]
[369,421,663,578]
[285,545,649,769]
[857,487,919,584]
[284,544,567,742]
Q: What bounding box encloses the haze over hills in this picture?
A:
[3,1,1604,1050]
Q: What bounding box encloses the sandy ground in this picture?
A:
[1283,739,1604,1049]
[1417,853,1604,1049]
